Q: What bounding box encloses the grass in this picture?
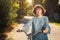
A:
[50,22,60,26]
[54,23,60,26]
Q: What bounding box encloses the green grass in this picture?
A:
[54,23,60,26]
[50,22,60,26]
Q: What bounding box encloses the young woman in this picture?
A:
[17,4,51,40]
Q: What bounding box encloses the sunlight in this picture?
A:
[26,0,32,5]
[13,2,20,8]
[42,0,45,4]
[58,0,60,5]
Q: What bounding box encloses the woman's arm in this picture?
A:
[17,19,33,32]
[43,16,51,34]
[23,19,33,32]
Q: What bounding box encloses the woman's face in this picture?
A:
[35,8,42,16]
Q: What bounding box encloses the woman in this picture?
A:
[17,4,51,40]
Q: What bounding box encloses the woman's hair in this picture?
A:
[33,4,46,15]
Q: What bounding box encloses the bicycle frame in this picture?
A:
[24,32,32,40]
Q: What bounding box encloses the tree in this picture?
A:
[0,0,19,39]
[44,0,59,21]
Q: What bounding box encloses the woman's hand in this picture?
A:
[17,29,23,32]
[43,27,48,34]
[17,27,25,32]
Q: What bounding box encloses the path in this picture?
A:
[6,16,60,40]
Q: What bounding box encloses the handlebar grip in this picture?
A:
[17,29,23,32]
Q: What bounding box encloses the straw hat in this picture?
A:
[33,4,46,14]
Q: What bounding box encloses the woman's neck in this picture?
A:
[37,15,43,18]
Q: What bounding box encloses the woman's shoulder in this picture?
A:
[31,16,48,20]
[43,16,49,20]
[43,16,48,19]
[32,16,48,19]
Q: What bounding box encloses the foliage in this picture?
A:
[42,0,46,4]
[0,0,20,39]
[7,1,19,24]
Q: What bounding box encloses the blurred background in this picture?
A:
[0,0,60,40]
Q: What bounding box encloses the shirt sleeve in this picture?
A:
[45,16,51,34]
[23,18,33,32]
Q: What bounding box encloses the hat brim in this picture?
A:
[33,4,46,13]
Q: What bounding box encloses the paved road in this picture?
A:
[48,23,60,40]
[6,16,60,40]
